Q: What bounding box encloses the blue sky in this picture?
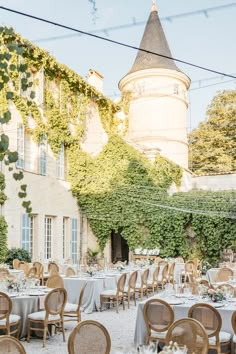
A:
[1,0,235,130]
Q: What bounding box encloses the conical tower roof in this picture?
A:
[128,1,181,74]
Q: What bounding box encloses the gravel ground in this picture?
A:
[21,302,139,354]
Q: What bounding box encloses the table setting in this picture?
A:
[134,285,236,348]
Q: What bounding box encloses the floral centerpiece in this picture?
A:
[203,288,225,302]
[162,341,187,354]
[6,277,18,291]
[86,266,96,277]
[116,264,125,272]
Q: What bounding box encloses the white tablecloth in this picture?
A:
[134,294,235,347]
[11,295,40,338]
[64,276,116,313]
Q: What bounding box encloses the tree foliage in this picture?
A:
[189,90,236,174]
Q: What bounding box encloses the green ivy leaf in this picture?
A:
[18,191,27,198]
[6,92,14,100]
[0,134,9,152]
[20,184,27,192]
[13,171,24,181]
[7,151,18,163]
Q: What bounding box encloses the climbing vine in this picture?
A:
[1,26,235,265]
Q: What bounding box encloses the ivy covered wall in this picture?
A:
[1,27,235,265]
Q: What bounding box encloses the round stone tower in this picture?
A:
[119,1,191,168]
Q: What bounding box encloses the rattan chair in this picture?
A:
[68,320,111,354]
[18,261,30,276]
[0,335,26,353]
[184,260,196,282]
[0,292,21,337]
[168,262,176,284]
[65,267,76,277]
[33,261,44,281]
[188,302,232,353]
[135,268,150,300]
[0,268,10,276]
[46,274,64,288]
[64,282,87,322]
[147,266,160,294]
[166,318,209,354]
[26,266,37,278]
[27,287,67,347]
[123,270,138,308]
[100,273,126,313]
[143,298,174,345]
[48,261,59,275]
[232,311,236,354]
[214,267,234,282]
[13,259,20,270]
[175,256,184,263]
[157,263,169,289]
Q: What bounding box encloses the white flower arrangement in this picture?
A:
[86,266,97,277]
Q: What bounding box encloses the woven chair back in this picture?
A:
[48,262,59,274]
[66,267,76,277]
[161,263,169,279]
[214,267,233,282]
[175,257,184,263]
[128,271,138,290]
[46,275,64,288]
[0,268,9,276]
[0,335,26,354]
[18,262,29,275]
[168,262,175,276]
[26,266,37,278]
[152,266,160,282]
[33,262,43,277]
[232,311,236,335]
[0,292,12,321]
[45,288,67,316]
[117,273,126,293]
[68,320,111,354]
[141,268,149,286]
[185,260,195,273]
[13,259,20,270]
[188,303,222,338]
[166,318,208,354]
[143,298,174,333]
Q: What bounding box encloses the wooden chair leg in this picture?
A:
[27,322,31,343]
[43,322,47,348]
[122,296,125,310]
[61,319,65,342]
[134,292,136,306]
[116,298,118,313]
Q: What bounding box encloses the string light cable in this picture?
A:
[31,3,236,43]
[0,6,236,80]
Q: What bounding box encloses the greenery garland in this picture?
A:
[0,26,235,265]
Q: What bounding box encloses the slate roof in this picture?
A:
[128,3,181,74]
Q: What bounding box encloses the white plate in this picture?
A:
[209,302,224,308]
[8,293,18,298]
[68,275,78,278]
[43,288,54,293]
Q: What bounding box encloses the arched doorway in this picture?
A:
[111,230,129,263]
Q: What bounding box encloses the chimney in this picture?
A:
[87,69,103,93]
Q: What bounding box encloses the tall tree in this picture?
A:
[189,90,236,174]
